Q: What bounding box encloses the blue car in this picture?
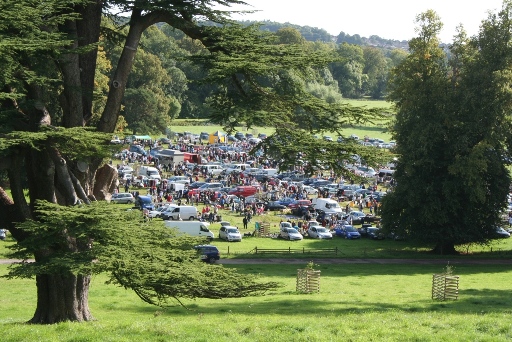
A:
[135,195,155,211]
[277,197,296,206]
[334,225,361,239]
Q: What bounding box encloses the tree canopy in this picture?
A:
[381,4,512,254]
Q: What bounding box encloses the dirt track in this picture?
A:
[2,258,511,265]
[219,258,512,265]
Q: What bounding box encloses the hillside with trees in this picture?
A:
[94,21,407,132]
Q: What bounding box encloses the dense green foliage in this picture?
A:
[91,22,405,134]
[6,201,278,305]
[381,5,512,253]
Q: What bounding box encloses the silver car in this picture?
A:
[307,226,333,239]
[219,226,242,242]
[111,192,134,204]
[280,227,303,241]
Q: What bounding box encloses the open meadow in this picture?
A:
[163,99,393,142]
[1,263,512,341]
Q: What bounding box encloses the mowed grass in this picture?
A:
[1,263,512,341]
[2,204,512,260]
[167,99,394,141]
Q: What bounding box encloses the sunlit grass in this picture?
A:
[1,264,512,341]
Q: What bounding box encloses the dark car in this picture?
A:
[264,201,287,211]
[277,197,295,206]
[189,181,207,190]
[334,225,361,239]
[135,195,154,211]
[129,144,147,156]
[199,132,209,140]
[311,179,331,188]
[292,205,314,217]
[158,137,171,144]
[367,227,385,240]
[234,132,245,141]
[194,245,220,263]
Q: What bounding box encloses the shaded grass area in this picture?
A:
[1,264,512,341]
[2,212,512,260]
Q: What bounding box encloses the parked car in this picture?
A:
[311,179,331,188]
[280,227,303,241]
[158,137,171,144]
[111,192,134,204]
[334,225,361,239]
[197,182,223,193]
[167,176,190,185]
[228,185,258,198]
[148,206,168,218]
[307,226,333,239]
[366,227,385,240]
[234,132,245,141]
[219,226,242,242]
[494,227,511,238]
[248,137,262,144]
[122,173,134,182]
[118,165,133,175]
[302,185,318,195]
[288,199,312,210]
[292,205,314,217]
[344,211,378,224]
[129,144,147,156]
[188,181,207,190]
[135,195,155,211]
[264,201,287,211]
[307,220,321,230]
[277,197,295,206]
[194,245,220,263]
[199,132,209,140]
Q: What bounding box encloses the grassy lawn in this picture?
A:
[159,100,394,142]
[1,263,511,341]
[2,204,512,260]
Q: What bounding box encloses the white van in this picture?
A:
[225,163,251,175]
[202,164,225,176]
[138,166,161,181]
[311,198,343,215]
[164,221,214,240]
[161,206,198,221]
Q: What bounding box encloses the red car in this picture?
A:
[228,186,258,198]
[287,199,312,210]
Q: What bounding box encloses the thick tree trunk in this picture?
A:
[30,273,93,324]
[431,242,459,255]
[98,10,146,133]
[93,164,119,200]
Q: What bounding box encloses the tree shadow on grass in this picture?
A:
[226,263,512,277]
[146,288,512,317]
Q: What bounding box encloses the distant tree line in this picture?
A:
[100,21,407,134]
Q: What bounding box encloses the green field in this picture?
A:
[153,99,394,142]
[1,263,511,341]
